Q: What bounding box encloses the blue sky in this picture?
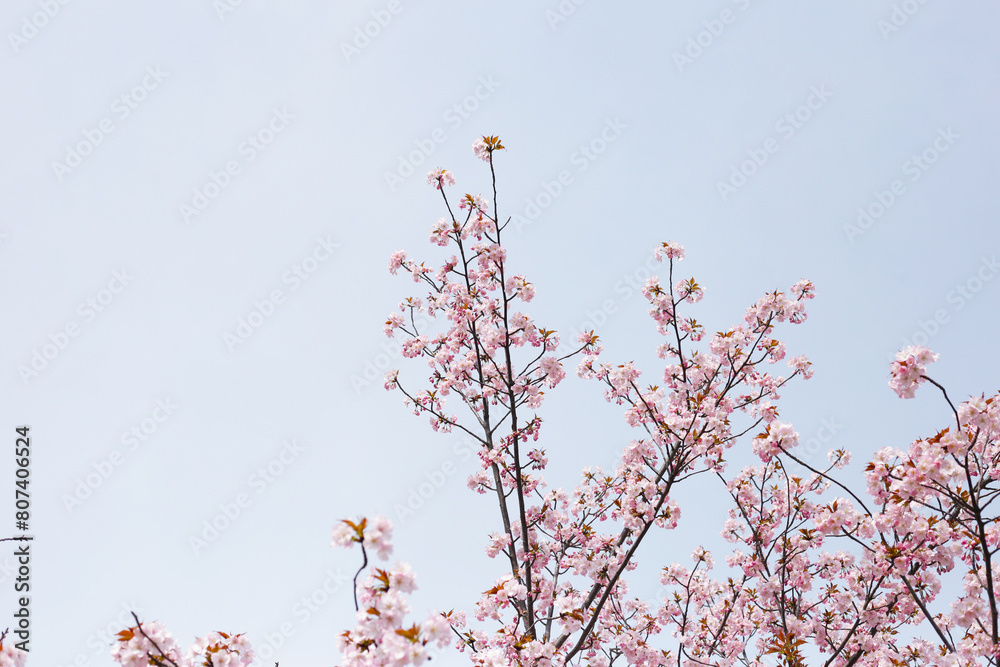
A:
[2,1,999,665]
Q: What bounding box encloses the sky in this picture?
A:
[1,1,999,665]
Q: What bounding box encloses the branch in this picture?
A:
[129,612,181,667]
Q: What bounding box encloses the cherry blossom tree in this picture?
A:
[102,138,999,667]
[379,136,819,667]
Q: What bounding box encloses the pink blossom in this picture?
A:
[384,369,399,391]
[472,138,489,161]
[331,515,393,560]
[401,337,426,359]
[791,279,815,300]
[185,632,254,667]
[0,636,25,667]
[752,421,799,462]
[426,168,455,189]
[331,520,359,549]
[504,275,535,302]
[459,193,488,215]
[429,217,453,246]
[675,277,704,303]
[388,250,407,275]
[654,241,685,261]
[111,620,182,667]
[363,518,394,559]
[787,354,813,379]
[889,345,939,398]
[384,312,405,337]
[538,356,565,387]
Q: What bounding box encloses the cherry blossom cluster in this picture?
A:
[110,617,253,667]
[332,515,453,667]
[0,630,26,667]
[659,452,918,666]
[861,376,1000,664]
[332,514,395,560]
[427,168,455,190]
[889,345,940,398]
